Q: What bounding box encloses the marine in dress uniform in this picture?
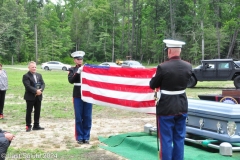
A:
[149,40,192,160]
[68,51,92,144]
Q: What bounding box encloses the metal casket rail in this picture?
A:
[187,99,240,143]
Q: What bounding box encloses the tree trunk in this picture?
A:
[131,0,136,58]
[121,0,126,58]
[112,10,116,62]
[214,0,221,58]
[11,55,13,65]
[104,37,106,61]
[35,23,38,64]
[216,23,221,58]
[17,39,20,62]
[201,20,205,60]
[169,0,175,38]
[227,28,239,58]
[127,0,131,58]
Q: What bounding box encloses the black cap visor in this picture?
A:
[74,56,83,60]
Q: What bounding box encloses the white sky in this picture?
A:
[50,0,65,5]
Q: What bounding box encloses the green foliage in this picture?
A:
[0,0,239,65]
[62,56,74,65]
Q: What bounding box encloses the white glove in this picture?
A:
[77,66,83,74]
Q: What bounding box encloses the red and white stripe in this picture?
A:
[81,64,157,114]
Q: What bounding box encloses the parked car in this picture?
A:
[121,60,145,68]
[99,62,121,67]
[41,61,71,71]
[187,59,240,88]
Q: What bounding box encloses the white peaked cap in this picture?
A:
[71,51,85,58]
[163,39,186,48]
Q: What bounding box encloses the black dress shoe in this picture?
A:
[77,140,84,144]
[32,126,45,130]
[84,140,90,144]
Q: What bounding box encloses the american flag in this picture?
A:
[81,64,157,114]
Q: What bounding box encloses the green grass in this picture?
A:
[186,80,234,99]
[2,66,102,159]
[1,65,236,159]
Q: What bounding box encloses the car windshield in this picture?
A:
[195,65,202,69]
[123,61,142,66]
[100,62,118,66]
[131,61,141,65]
[108,63,118,66]
[234,61,240,67]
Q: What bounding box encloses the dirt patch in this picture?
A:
[1,108,155,159]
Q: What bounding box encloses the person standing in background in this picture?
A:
[149,39,192,160]
[68,51,92,144]
[0,63,8,119]
[22,61,45,132]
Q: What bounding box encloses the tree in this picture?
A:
[0,0,29,64]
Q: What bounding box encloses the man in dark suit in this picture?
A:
[22,61,45,132]
[0,128,14,160]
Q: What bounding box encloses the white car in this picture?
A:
[121,60,145,69]
[41,61,71,71]
[99,62,121,67]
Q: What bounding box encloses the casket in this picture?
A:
[187,99,240,143]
